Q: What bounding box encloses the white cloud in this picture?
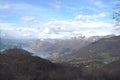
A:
[31,20,113,39]
[0,20,114,39]
[41,20,112,29]
[98,13,107,17]
[12,3,46,11]
[0,4,11,11]
[0,22,15,30]
[94,1,109,8]
[49,0,62,10]
[82,31,112,37]
[21,16,36,22]
[42,27,50,34]
[0,3,47,18]
[23,33,32,37]
[75,12,108,21]
[78,21,112,28]
[79,7,99,13]
[65,6,77,10]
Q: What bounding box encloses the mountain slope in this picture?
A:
[81,59,120,80]
[0,48,120,80]
[74,36,120,57]
[0,48,82,80]
[30,38,90,58]
[56,36,120,63]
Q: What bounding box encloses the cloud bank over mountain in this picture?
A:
[0,0,118,39]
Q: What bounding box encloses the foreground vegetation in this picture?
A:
[0,48,120,80]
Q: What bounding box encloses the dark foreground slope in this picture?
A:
[0,48,120,80]
[79,59,120,80]
[0,48,82,80]
[101,59,120,80]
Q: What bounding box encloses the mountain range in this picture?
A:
[0,34,116,59]
[0,36,99,56]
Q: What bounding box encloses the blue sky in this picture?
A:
[0,0,118,39]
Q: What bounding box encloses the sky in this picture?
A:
[0,0,119,39]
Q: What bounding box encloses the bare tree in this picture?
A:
[113,0,120,31]
[0,30,2,51]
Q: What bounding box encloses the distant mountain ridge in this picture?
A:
[0,34,116,58]
[30,35,108,58]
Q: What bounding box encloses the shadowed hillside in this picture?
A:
[74,36,120,57]
[56,36,120,65]
[84,59,120,80]
[0,48,120,80]
[0,48,82,80]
